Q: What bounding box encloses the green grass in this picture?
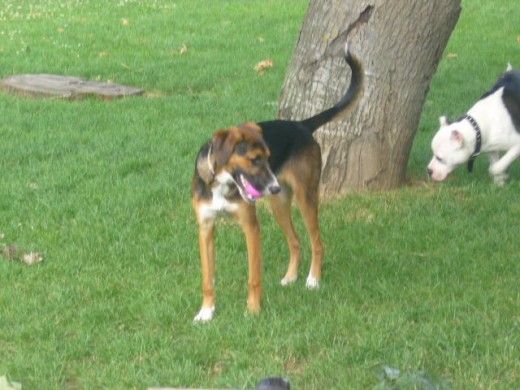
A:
[1,0,519,389]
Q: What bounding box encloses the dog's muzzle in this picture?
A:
[236,174,280,204]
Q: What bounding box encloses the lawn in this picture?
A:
[1,0,519,389]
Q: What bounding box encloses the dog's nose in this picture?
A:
[427,168,433,177]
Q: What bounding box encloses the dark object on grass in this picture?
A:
[256,377,290,390]
[0,74,144,100]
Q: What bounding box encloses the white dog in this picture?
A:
[428,65,520,185]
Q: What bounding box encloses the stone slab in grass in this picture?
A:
[0,74,144,100]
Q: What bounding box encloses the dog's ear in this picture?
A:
[239,121,263,137]
[212,128,240,167]
[450,129,464,146]
[439,116,451,127]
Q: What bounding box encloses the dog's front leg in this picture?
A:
[489,145,520,185]
[487,152,507,185]
[235,204,262,314]
[194,217,217,322]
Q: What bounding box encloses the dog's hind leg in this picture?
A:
[290,145,323,289]
[294,184,323,289]
[270,185,302,286]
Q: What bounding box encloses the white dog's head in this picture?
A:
[427,116,474,181]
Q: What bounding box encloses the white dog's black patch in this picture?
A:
[481,70,520,132]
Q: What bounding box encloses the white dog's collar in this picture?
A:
[464,114,482,172]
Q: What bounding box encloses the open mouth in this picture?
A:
[235,174,264,204]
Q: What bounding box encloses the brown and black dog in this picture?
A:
[192,45,364,321]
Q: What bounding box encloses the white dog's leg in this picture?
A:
[493,172,509,186]
[489,145,520,185]
[487,151,500,165]
[487,152,507,185]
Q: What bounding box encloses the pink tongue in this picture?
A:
[245,182,263,198]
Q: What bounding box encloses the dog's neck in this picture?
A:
[197,142,216,184]
[463,114,482,172]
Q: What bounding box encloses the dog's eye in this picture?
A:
[251,156,263,166]
[236,142,248,156]
[435,156,444,163]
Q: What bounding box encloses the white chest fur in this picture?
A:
[199,182,239,221]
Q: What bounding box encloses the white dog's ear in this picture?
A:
[439,116,450,127]
[450,129,464,146]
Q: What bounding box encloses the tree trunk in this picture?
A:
[278,0,461,198]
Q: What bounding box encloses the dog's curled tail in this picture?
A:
[300,44,364,133]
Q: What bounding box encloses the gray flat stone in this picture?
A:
[1,74,144,100]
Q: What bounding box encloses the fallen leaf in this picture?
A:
[21,252,43,265]
[255,59,274,75]
[122,18,130,26]
[446,53,458,59]
[517,36,520,44]
[179,43,188,54]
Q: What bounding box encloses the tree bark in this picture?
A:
[278,0,461,198]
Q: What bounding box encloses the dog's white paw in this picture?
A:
[492,172,508,186]
[281,275,297,286]
[489,164,509,186]
[193,306,215,322]
[306,275,320,289]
